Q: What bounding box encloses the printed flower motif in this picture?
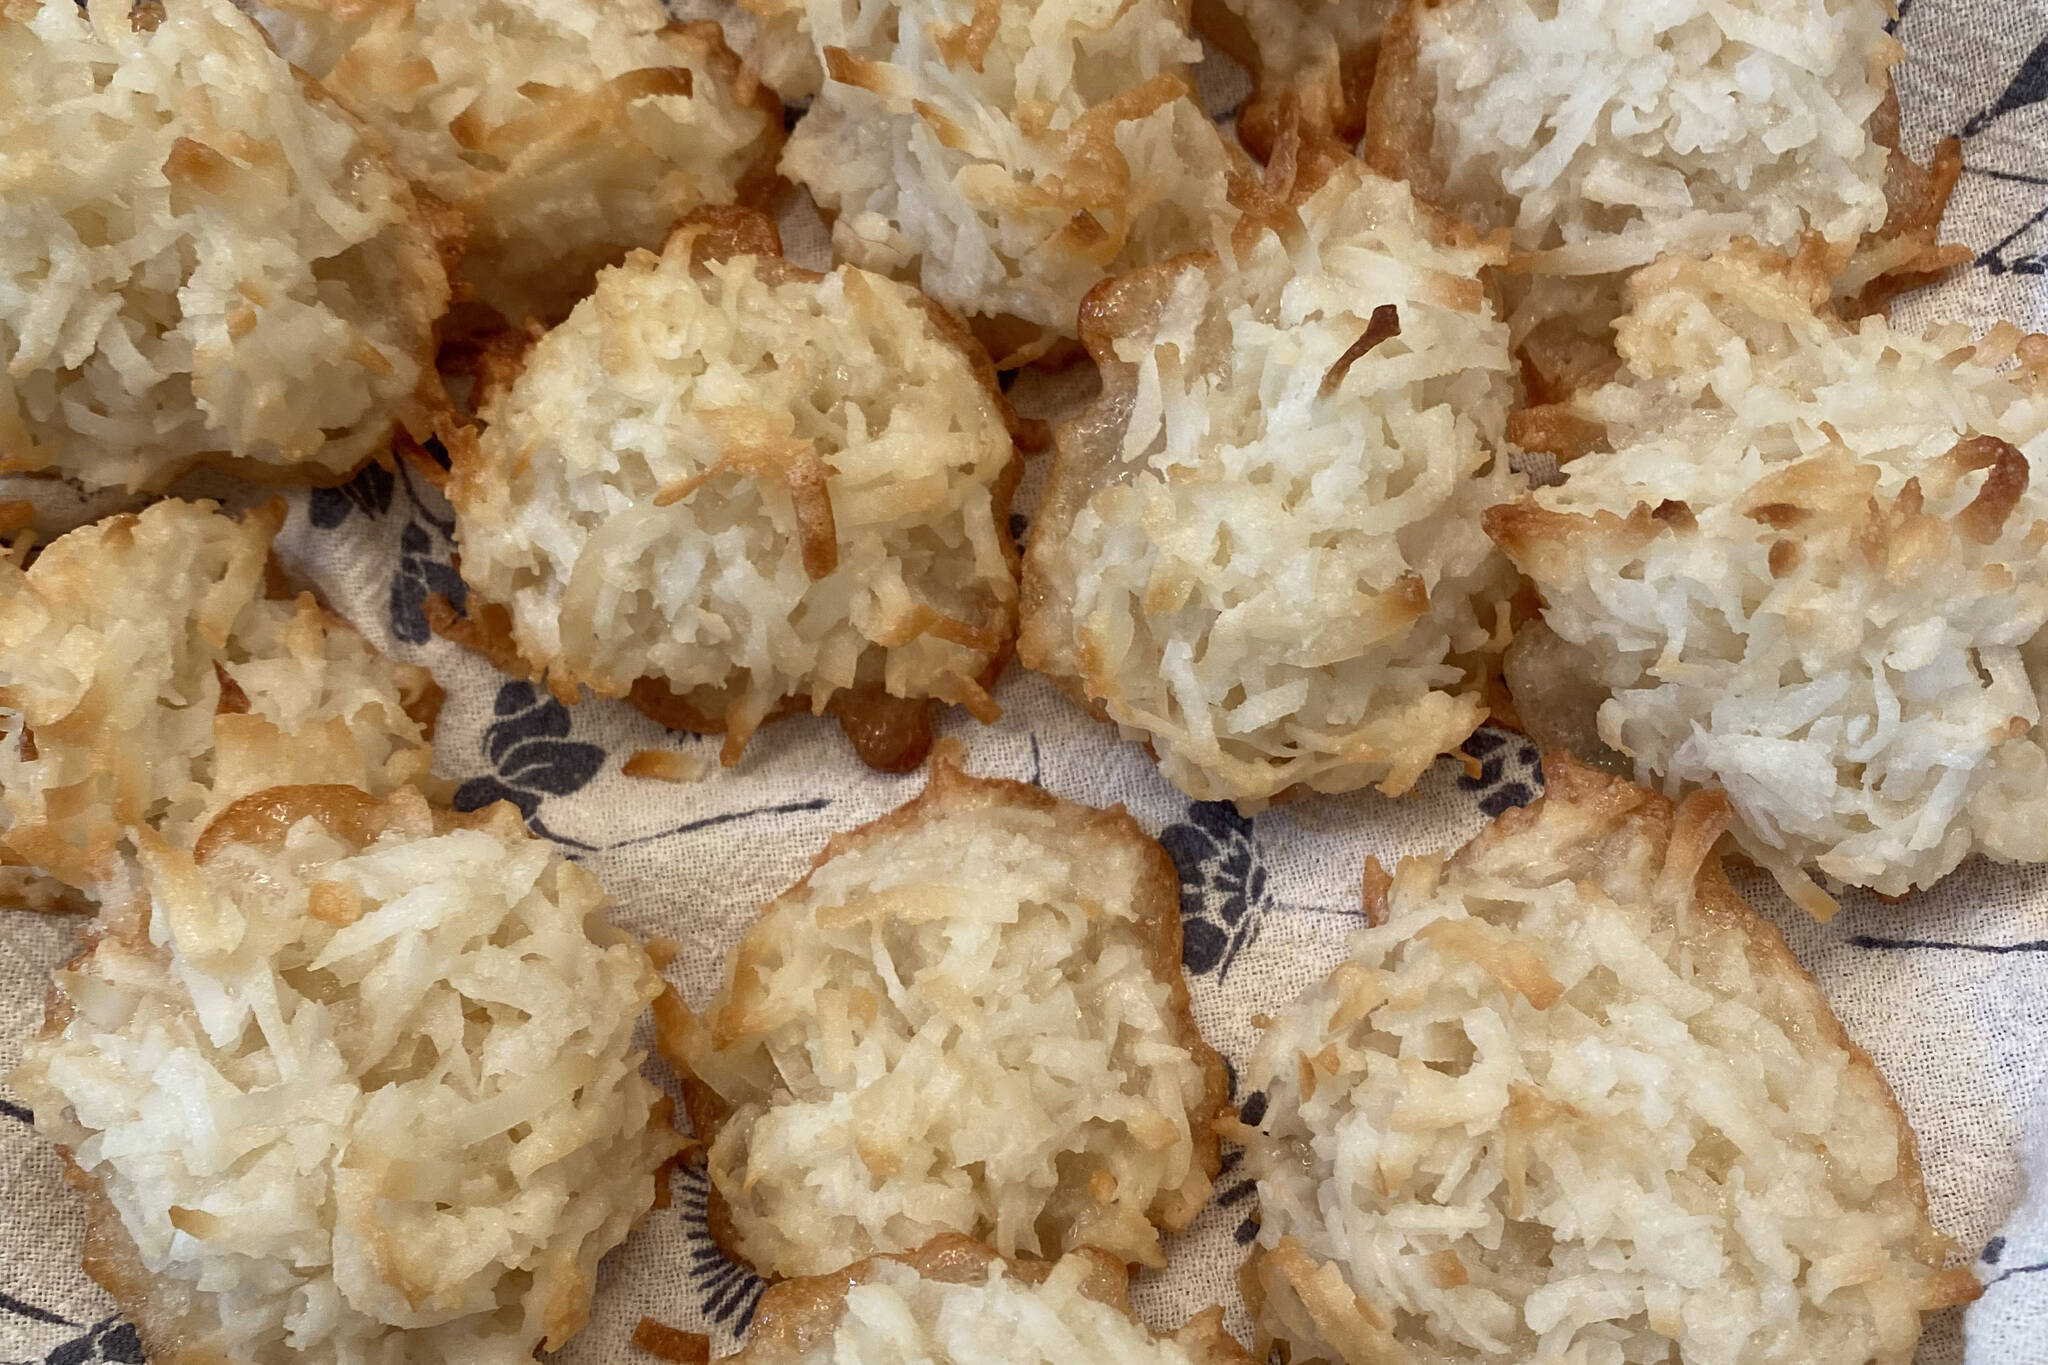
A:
[674,1164,766,1332]
[305,450,465,647]
[1459,726,1543,817]
[1160,801,1269,979]
[453,680,605,825]
[1965,33,2048,136]
[0,1314,142,1365]
[1227,1087,1267,1247]
[307,461,394,529]
[389,519,468,646]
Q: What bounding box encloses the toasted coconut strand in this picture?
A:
[1196,0,1397,160]
[12,787,680,1364]
[449,208,1021,772]
[1243,757,1976,1365]
[668,762,1227,1278]
[631,1317,711,1363]
[0,862,93,915]
[729,1235,1253,1363]
[1021,160,1521,806]
[0,0,447,492]
[0,500,440,893]
[1837,91,1971,316]
[1491,247,2048,900]
[1370,0,1958,393]
[424,589,572,700]
[775,0,1250,356]
[622,748,712,784]
[250,0,781,326]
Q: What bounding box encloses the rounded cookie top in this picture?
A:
[1490,247,2048,907]
[1378,0,1897,271]
[11,787,680,1365]
[250,0,782,325]
[1022,160,1521,807]
[1240,756,1975,1365]
[665,763,1228,1278]
[0,498,440,894]
[449,211,1021,767]
[0,0,448,490]
[776,0,1248,361]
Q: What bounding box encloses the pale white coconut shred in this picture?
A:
[1414,0,1895,273]
[12,793,678,1364]
[1491,249,2048,909]
[1023,162,1522,807]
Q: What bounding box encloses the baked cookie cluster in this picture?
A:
[0,0,2008,1361]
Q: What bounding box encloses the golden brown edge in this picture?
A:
[1192,0,1380,165]
[1239,756,1979,1361]
[28,781,671,1362]
[0,498,447,905]
[667,758,1230,1280]
[1018,162,1510,803]
[0,1,458,493]
[1505,758,1978,1302]
[439,205,1031,774]
[1017,250,1220,730]
[736,1233,1253,1363]
[1366,0,1966,432]
[667,17,789,216]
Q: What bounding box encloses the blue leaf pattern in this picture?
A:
[307,462,394,529]
[1162,801,1269,980]
[673,1167,766,1332]
[389,521,468,646]
[0,1315,141,1365]
[1965,35,2048,136]
[453,682,603,830]
[1459,726,1543,817]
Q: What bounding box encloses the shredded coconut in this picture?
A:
[666,765,1224,1278]
[250,0,780,325]
[773,0,1247,360]
[1195,0,1397,156]
[1021,162,1522,807]
[1489,247,2048,909]
[1407,0,1894,266]
[1241,758,1976,1365]
[731,1238,1251,1365]
[0,499,440,897]
[1368,0,1948,390]
[0,0,447,491]
[449,212,1019,764]
[11,788,680,1364]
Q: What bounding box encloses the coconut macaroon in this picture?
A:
[1367,0,1961,396]
[0,0,448,493]
[1238,758,1977,1365]
[249,0,781,327]
[663,762,1228,1279]
[1193,0,1398,159]
[449,209,1022,773]
[12,786,680,1364]
[730,1236,1252,1364]
[1488,247,2048,911]
[1020,160,1521,808]
[774,0,1248,366]
[0,499,441,903]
